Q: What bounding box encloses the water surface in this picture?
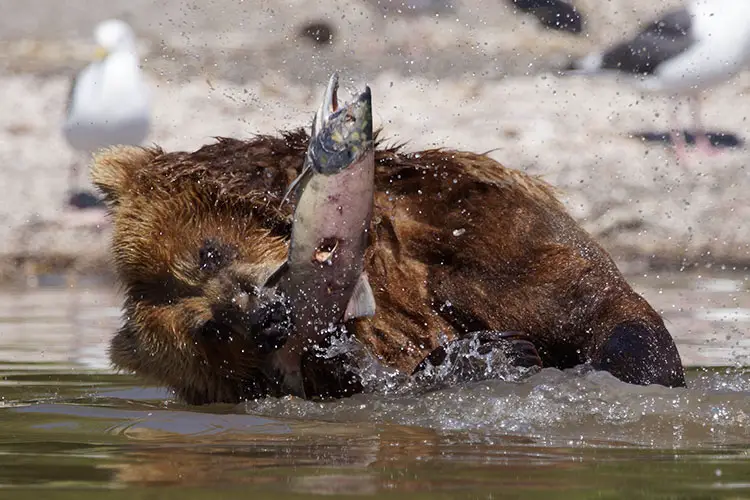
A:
[0,270,749,498]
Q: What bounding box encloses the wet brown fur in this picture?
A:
[92,129,684,404]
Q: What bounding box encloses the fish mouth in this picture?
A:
[313,72,341,135]
[309,72,373,175]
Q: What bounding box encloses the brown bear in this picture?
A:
[91,129,685,404]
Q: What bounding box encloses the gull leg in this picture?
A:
[669,98,689,165]
[690,93,719,156]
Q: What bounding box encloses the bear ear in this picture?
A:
[90,145,159,208]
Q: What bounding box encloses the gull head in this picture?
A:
[94,19,137,59]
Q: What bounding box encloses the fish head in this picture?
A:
[308,72,373,175]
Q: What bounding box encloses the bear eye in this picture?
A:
[199,238,236,273]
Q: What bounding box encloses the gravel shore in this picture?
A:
[1,0,748,284]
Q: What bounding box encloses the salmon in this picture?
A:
[265,73,376,397]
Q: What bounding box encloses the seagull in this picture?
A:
[63,19,151,194]
[568,0,750,158]
[508,0,584,34]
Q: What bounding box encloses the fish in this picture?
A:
[264,72,377,397]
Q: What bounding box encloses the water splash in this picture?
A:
[246,366,750,449]
[311,328,540,397]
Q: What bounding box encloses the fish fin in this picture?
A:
[264,261,289,288]
[344,273,377,321]
[280,163,314,208]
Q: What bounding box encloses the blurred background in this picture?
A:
[1,2,750,494]
[2,0,748,285]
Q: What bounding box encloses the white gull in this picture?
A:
[63,19,151,191]
[570,0,750,157]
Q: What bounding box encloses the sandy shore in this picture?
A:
[0,0,748,284]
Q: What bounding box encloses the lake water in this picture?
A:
[1,269,749,498]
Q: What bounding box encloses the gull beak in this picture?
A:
[94,46,109,61]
